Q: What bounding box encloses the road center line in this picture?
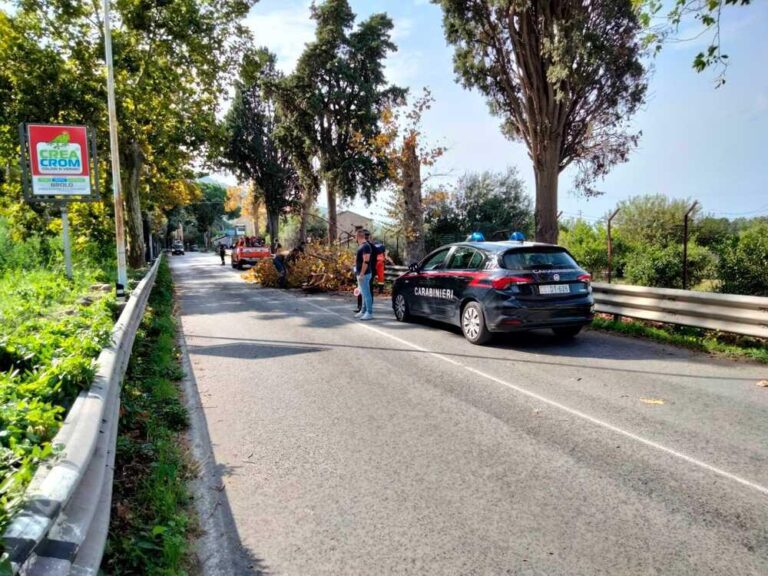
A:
[301,296,768,497]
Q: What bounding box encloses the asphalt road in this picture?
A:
[171,252,768,576]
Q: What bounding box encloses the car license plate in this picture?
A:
[539,284,570,295]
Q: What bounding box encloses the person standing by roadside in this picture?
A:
[355,229,374,320]
[218,243,226,265]
[354,232,378,313]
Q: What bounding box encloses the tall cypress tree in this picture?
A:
[223,49,299,242]
[277,0,405,242]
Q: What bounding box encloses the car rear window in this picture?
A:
[502,248,579,270]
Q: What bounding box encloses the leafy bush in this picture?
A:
[613,194,701,247]
[624,242,715,289]
[559,220,628,279]
[424,168,533,248]
[0,268,114,540]
[246,244,356,292]
[717,221,768,296]
[0,217,49,271]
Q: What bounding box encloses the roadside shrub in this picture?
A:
[717,221,768,296]
[104,260,192,575]
[0,218,48,272]
[559,220,627,279]
[0,268,114,538]
[624,243,715,289]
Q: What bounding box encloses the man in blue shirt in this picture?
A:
[355,229,374,320]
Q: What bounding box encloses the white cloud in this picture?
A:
[244,1,316,73]
[391,16,414,42]
[385,49,424,86]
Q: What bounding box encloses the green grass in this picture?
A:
[592,316,768,364]
[102,259,194,575]
[0,268,115,544]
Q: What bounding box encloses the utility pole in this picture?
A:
[683,200,699,290]
[607,208,620,284]
[103,0,128,298]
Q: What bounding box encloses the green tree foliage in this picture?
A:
[559,220,621,279]
[190,182,238,248]
[223,48,299,242]
[637,0,753,86]
[613,194,701,246]
[425,168,532,248]
[624,243,715,289]
[434,0,647,243]
[1,0,255,268]
[277,0,405,241]
[610,195,716,288]
[0,9,107,263]
[695,216,736,252]
[717,220,768,296]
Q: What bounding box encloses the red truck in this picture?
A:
[231,237,271,269]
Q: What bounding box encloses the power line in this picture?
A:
[707,205,768,217]
[561,211,603,222]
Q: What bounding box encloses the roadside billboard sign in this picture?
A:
[20,123,99,203]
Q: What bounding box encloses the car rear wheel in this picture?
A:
[461,302,491,345]
[552,325,583,338]
[393,293,410,322]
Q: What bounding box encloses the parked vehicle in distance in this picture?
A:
[171,242,185,255]
[391,239,594,344]
[231,236,270,269]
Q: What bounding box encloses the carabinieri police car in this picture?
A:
[391,234,594,345]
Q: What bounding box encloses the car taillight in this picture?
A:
[492,276,533,290]
[577,273,591,285]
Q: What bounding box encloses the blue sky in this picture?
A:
[241,0,768,223]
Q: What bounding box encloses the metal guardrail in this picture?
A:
[2,257,162,575]
[384,267,767,338]
[593,282,768,339]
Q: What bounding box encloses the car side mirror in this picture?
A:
[408,263,419,272]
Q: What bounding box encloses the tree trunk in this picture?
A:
[534,146,560,244]
[326,179,338,244]
[252,195,261,237]
[124,139,146,268]
[267,208,280,246]
[142,211,151,262]
[401,138,426,263]
[298,185,315,243]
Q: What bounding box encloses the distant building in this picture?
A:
[337,210,374,242]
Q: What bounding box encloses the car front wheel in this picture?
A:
[393,293,410,322]
[461,302,491,345]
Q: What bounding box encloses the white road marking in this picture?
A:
[299,296,768,498]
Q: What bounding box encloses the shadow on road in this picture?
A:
[183,334,757,382]
[172,258,756,376]
[188,341,325,360]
